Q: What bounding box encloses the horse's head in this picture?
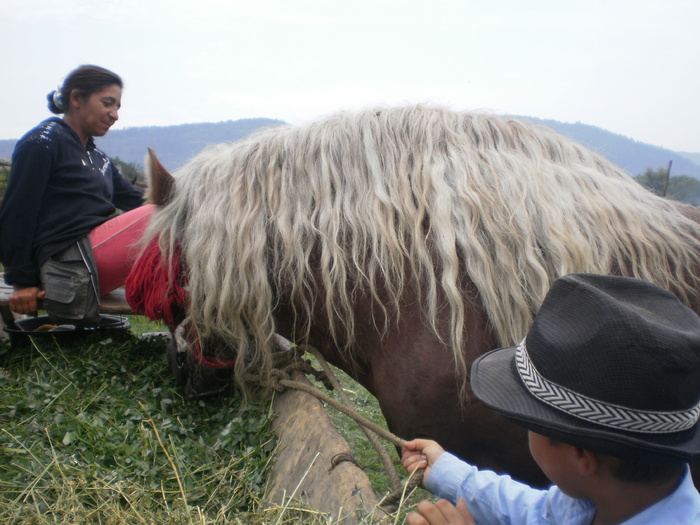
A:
[130,149,242,399]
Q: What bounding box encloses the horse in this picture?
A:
[127,105,700,487]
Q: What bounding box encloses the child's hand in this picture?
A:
[406,498,474,525]
[401,439,445,482]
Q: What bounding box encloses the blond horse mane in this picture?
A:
[143,105,700,391]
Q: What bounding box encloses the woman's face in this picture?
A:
[67,84,122,143]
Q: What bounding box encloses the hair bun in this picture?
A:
[52,88,66,111]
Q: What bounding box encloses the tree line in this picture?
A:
[633,166,700,205]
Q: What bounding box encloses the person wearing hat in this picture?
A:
[401,273,700,524]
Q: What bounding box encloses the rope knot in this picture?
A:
[267,368,291,392]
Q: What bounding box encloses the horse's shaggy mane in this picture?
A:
[143,104,700,391]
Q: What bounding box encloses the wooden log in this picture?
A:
[97,287,135,315]
[265,370,386,524]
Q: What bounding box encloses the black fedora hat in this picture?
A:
[471,273,700,462]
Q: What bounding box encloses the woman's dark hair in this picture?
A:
[47,65,123,114]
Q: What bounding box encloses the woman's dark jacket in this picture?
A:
[0,117,144,287]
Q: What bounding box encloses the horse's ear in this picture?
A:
[145,147,175,206]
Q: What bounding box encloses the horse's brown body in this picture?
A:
[273,244,700,487]
[267,250,545,486]
[138,107,700,488]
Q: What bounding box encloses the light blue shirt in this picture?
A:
[424,452,700,524]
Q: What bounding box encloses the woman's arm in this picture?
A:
[109,160,145,211]
[0,138,53,286]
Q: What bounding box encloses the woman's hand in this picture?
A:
[407,498,474,525]
[9,286,46,315]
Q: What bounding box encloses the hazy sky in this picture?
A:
[3,0,699,152]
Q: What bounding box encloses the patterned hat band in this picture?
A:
[515,340,700,434]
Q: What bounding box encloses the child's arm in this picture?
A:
[403,438,561,524]
[401,439,445,481]
[403,442,475,524]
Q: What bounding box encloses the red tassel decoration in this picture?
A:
[125,238,189,328]
[126,238,236,369]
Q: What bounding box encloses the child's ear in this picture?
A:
[572,447,598,476]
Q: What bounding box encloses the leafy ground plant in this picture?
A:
[0,327,277,524]
[0,320,426,523]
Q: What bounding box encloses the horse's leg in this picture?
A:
[355,300,549,487]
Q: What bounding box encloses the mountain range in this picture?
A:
[1,115,699,179]
[523,117,700,179]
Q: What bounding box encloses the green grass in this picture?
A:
[0,320,427,523]
[123,314,171,337]
[0,327,276,523]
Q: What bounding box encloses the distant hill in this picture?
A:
[522,117,700,179]
[0,118,285,172]
[94,118,285,171]
[680,151,700,166]
[1,115,699,178]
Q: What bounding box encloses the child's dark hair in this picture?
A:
[47,65,123,114]
[547,437,685,484]
[611,457,685,485]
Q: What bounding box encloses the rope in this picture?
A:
[174,321,424,513]
[303,344,402,492]
[380,468,424,512]
[246,341,426,513]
